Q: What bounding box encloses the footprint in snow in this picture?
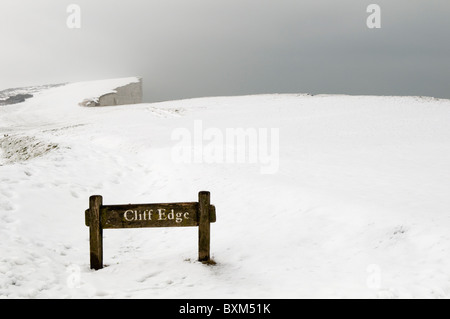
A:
[0,201,15,212]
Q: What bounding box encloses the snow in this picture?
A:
[1,78,450,298]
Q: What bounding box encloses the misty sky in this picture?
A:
[1,0,449,102]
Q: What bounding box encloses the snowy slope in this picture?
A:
[1,79,450,298]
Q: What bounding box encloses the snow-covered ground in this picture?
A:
[1,78,450,299]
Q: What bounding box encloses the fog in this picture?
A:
[1,0,449,102]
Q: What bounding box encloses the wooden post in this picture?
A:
[198,191,211,262]
[89,195,103,270]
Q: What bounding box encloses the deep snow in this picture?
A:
[1,78,450,298]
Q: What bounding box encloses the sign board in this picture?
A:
[85,191,216,270]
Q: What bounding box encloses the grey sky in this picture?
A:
[1,0,449,102]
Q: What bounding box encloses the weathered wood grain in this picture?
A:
[85,192,216,270]
[198,191,211,262]
[89,195,103,270]
[100,202,199,229]
[86,203,217,228]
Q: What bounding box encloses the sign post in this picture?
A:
[89,195,103,271]
[198,191,211,262]
[85,191,216,270]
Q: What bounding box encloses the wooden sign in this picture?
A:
[85,191,216,270]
